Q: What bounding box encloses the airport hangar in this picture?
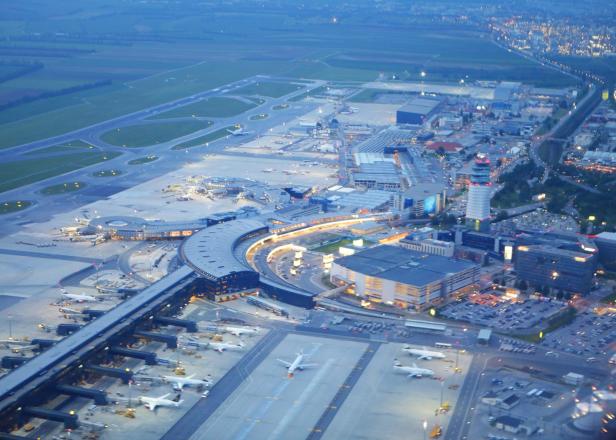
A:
[0,219,317,432]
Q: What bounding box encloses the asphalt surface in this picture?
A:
[306,341,381,440]
[160,328,287,440]
[0,247,104,264]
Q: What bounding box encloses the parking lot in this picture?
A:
[440,296,566,331]
[538,311,616,360]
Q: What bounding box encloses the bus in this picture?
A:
[247,295,289,317]
[435,342,452,349]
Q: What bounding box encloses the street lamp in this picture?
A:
[423,419,428,440]
[7,315,13,340]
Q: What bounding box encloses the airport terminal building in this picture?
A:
[330,245,479,311]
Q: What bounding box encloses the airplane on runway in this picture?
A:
[162,374,212,391]
[139,393,183,411]
[277,351,317,378]
[227,126,254,136]
[402,346,446,360]
[393,360,434,378]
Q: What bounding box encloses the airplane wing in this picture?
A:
[297,363,318,370]
[418,355,431,360]
[277,359,292,367]
[408,373,421,379]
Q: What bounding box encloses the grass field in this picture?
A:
[171,126,234,150]
[40,181,86,195]
[233,81,303,98]
[249,113,268,120]
[26,140,95,155]
[0,200,32,215]
[313,238,355,254]
[150,97,255,120]
[101,120,211,147]
[92,169,122,177]
[0,3,576,150]
[128,155,158,165]
[0,151,121,193]
[272,103,289,110]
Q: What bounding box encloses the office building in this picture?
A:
[465,153,492,231]
[399,238,455,257]
[595,232,616,271]
[514,244,597,295]
[330,245,479,311]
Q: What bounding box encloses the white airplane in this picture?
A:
[208,341,244,353]
[60,292,99,303]
[162,374,212,391]
[277,351,317,378]
[402,346,446,360]
[139,393,183,411]
[393,360,434,378]
[7,344,37,354]
[227,126,254,136]
[222,325,259,337]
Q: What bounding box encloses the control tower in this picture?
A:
[465,153,491,232]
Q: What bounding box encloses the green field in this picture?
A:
[101,120,211,147]
[0,151,121,193]
[312,238,376,254]
[0,200,32,215]
[234,81,303,98]
[41,181,86,195]
[26,140,95,155]
[128,155,158,165]
[93,169,122,177]
[150,97,255,120]
[171,126,234,150]
[0,2,577,150]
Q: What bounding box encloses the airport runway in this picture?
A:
[0,78,324,236]
[0,247,105,264]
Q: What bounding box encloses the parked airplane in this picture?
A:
[393,360,434,378]
[277,351,317,378]
[208,341,244,353]
[162,374,211,391]
[139,393,183,411]
[402,346,446,360]
[60,292,99,303]
[221,325,259,337]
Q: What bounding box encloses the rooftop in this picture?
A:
[182,219,267,279]
[334,245,477,287]
[398,98,442,115]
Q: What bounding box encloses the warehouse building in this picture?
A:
[595,232,616,271]
[330,245,479,310]
[396,98,442,125]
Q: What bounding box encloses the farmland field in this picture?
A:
[100,120,212,147]
[0,2,577,150]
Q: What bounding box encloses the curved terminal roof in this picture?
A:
[89,216,208,234]
[181,219,267,280]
